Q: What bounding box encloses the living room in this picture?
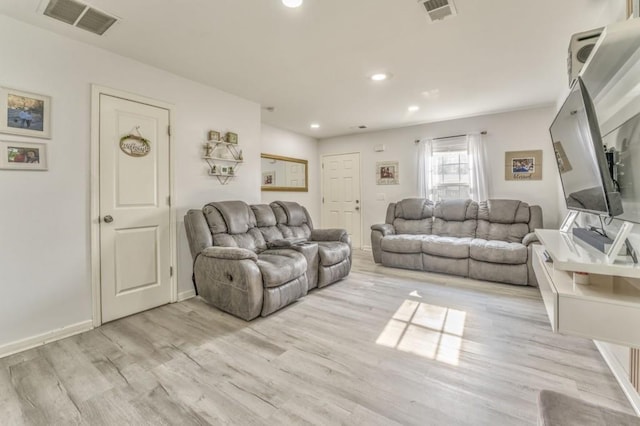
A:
[1,0,639,424]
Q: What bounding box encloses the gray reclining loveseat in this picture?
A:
[371,198,542,286]
[185,200,351,320]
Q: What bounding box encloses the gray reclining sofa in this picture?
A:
[371,198,542,286]
[185,200,351,320]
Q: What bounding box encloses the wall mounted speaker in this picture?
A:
[567,27,603,87]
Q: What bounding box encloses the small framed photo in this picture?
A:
[0,87,52,139]
[225,132,238,144]
[0,141,48,171]
[207,130,220,142]
[505,150,542,181]
[262,171,275,186]
[376,161,399,185]
[220,166,229,175]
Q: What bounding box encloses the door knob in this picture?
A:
[355,206,360,211]
[103,215,114,223]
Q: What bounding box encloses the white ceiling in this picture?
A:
[0,0,622,138]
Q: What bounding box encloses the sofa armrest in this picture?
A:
[522,232,539,247]
[311,228,349,243]
[371,223,395,236]
[201,246,257,262]
[184,209,213,260]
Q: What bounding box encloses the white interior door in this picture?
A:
[99,94,172,323]
[286,162,305,187]
[322,152,361,249]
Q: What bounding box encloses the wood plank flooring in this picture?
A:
[0,250,634,425]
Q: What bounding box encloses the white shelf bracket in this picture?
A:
[606,221,634,264]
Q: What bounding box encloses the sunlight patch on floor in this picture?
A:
[376,299,466,365]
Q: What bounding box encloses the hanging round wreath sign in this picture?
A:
[119,134,151,157]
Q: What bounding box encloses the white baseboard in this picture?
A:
[0,320,93,359]
[595,340,640,415]
[361,245,372,251]
[178,289,196,301]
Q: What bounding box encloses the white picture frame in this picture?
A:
[0,140,48,171]
[376,161,399,185]
[0,87,52,139]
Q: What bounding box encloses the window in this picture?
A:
[418,134,488,202]
[431,137,470,201]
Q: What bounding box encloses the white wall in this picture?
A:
[0,15,261,348]
[260,124,320,224]
[318,106,559,248]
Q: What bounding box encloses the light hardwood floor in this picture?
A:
[1,250,633,425]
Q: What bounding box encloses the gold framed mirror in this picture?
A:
[261,153,308,192]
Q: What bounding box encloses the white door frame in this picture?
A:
[320,151,362,249]
[90,85,177,328]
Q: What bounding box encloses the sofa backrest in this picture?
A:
[270,201,313,239]
[475,199,533,243]
[432,199,478,238]
[251,203,285,242]
[202,200,267,252]
[388,198,434,235]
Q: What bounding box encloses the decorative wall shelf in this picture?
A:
[202,140,243,185]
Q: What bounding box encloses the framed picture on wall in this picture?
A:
[505,150,542,181]
[0,140,48,171]
[0,87,52,139]
[262,171,275,186]
[376,161,399,185]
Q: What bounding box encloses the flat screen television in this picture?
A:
[549,77,622,217]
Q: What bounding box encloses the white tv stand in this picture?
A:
[533,229,640,347]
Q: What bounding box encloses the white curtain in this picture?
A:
[467,133,489,201]
[417,139,433,198]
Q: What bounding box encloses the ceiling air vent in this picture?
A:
[418,0,458,22]
[42,0,118,35]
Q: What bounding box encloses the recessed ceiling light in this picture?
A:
[408,105,420,112]
[282,0,303,7]
[370,73,389,81]
[310,123,320,129]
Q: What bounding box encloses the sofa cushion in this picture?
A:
[470,239,527,265]
[395,198,434,220]
[393,218,433,235]
[251,204,277,227]
[432,219,477,239]
[475,222,530,243]
[421,236,471,259]
[210,201,256,234]
[202,204,228,234]
[278,223,312,239]
[381,235,430,254]
[257,249,307,288]
[434,199,478,222]
[432,199,478,238]
[213,228,267,252]
[478,199,530,224]
[476,199,531,243]
[272,201,309,227]
[317,241,350,266]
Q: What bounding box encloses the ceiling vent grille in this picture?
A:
[418,0,458,22]
[42,0,118,35]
